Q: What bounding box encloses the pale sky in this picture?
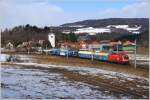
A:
[0,0,149,30]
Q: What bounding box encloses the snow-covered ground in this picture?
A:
[1,62,149,99]
[0,54,10,62]
[1,65,122,99]
[0,54,33,62]
[9,62,148,82]
[1,54,149,99]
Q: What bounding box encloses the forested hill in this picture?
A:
[1,25,77,47]
[61,18,149,29]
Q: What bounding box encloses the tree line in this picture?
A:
[1,24,149,48]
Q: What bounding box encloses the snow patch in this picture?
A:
[0,54,10,62]
[1,66,117,99]
[107,25,141,34]
[8,62,149,82]
[74,27,111,35]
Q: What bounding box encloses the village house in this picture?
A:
[39,40,45,46]
[6,42,14,50]
[59,41,80,49]
[122,41,135,52]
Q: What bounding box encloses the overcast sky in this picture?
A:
[0,0,149,30]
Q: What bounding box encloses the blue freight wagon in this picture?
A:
[59,49,78,57]
[93,52,109,61]
[71,50,78,57]
[78,50,93,59]
[48,48,60,55]
[78,50,109,61]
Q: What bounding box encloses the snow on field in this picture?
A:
[0,54,33,62]
[107,25,141,34]
[0,54,10,62]
[1,66,117,99]
[1,54,149,99]
[74,27,111,35]
[73,25,141,35]
[1,54,148,81]
[7,62,148,83]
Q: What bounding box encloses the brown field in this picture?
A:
[137,47,149,55]
[1,62,149,99]
[1,52,149,99]
[2,52,149,78]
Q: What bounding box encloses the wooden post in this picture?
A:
[134,39,137,68]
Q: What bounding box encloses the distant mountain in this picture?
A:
[61,18,149,30]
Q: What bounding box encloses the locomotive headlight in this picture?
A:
[124,55,129,59]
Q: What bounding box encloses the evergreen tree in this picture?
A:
[68,32,77,42]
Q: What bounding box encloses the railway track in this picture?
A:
[1,62,149,99]
[49,68,148,99]
[83,76,147,98]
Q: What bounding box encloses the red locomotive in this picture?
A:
[108,52,129,64]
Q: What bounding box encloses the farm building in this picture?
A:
[122,44,135,51]
[122,41,135,52]
[6,42,14,49]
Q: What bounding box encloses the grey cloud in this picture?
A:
[0,0,63,30]
[0,0,149,30]
[97,1,149,18]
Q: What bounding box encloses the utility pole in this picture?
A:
[27,43,30,55]
[27,48,30,55]
[91,46,94,61]
[117,40,121,53]
[46,44,48,55]
[67,50,68,59]
[67,46,68,59]
[134,39,137,68]
[91,51,94,61]
[116,44,118,53]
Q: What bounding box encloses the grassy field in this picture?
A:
[137,47,149,55]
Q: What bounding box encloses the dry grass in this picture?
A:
[137,47,149,55]
[31,54,149,78]
[2,52,149,77]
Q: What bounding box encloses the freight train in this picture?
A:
[48,48,129,64]
[78,50,129,63]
